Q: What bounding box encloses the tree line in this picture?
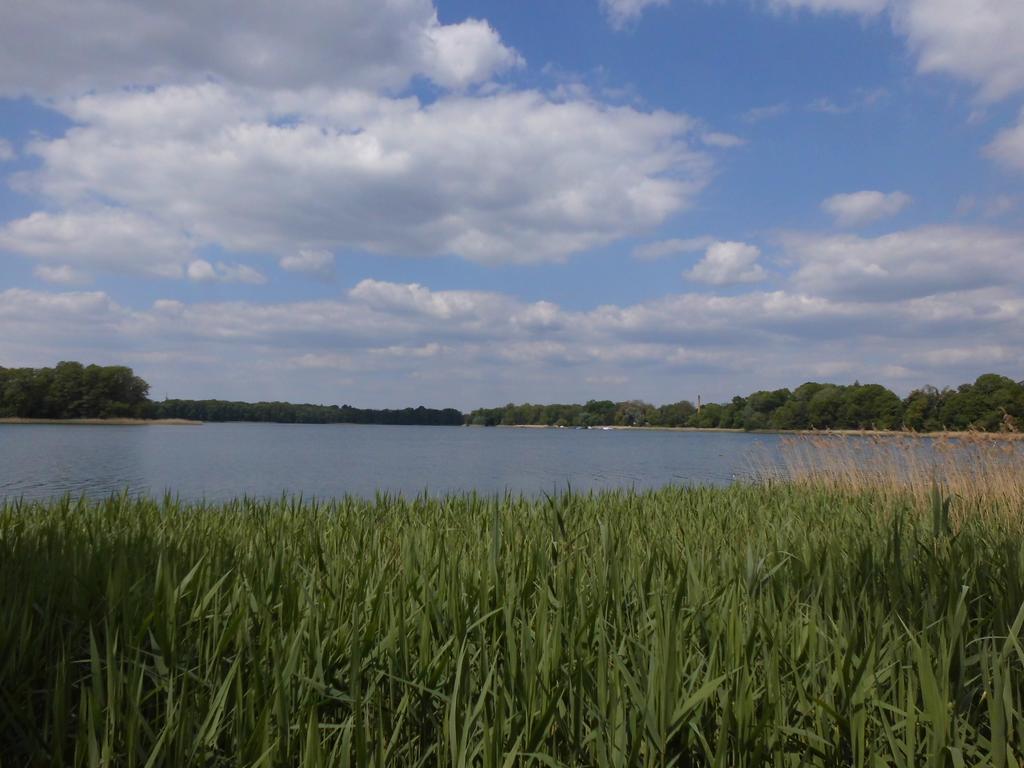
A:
[146,399,464,426]
[467,374,1024,432]
[0,362,150,419]
[5,362,1021,432]
[0,362,463,426]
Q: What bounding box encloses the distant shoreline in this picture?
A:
[0,417,202,426]
[1,418,1020,438]
[486,424,1024,439]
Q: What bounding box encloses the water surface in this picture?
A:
[0,423,784,502]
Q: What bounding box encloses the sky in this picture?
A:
[0,0,1022,409]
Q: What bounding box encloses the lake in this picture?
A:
[0,423,789,502]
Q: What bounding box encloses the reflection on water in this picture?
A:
[0,423,785,502]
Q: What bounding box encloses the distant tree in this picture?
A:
[807,385,844,429]
[652,400,695,427]
[1,362,464,425]
[688,402,725,429]
[903,385,944,431]
[838,384,903,430]
[458,374,1024,434]
[614,400,653,426]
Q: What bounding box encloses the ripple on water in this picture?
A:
[0,423,782,503]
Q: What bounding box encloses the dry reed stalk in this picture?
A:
[760,432,1024,526]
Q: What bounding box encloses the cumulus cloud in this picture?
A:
[0,288,138,346]
[987,112,1024,172]
[905,344,1018,368]
[33,265,89,285]
[0,138,14,161]
[743,103,789,123]
[19,85,710,266]
[0,0,520,97]
[187,260,266,285]
[769,0,887,15]
[0,208,193,278]
[806,88,886,115]
[784,226,1024,300]
[0,2,727,276]
[821,190,912,226]
[279,249,335,278]
[3,275,1022,406]
[422,19,523,89]
[349,279,518,323]
[701,132,747,148]
[601,0,671,28]
[894,0,1024,103]
[686,241,767,285]
[771,0,1024,102]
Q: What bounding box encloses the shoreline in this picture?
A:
[488,424,1024,439]
[1,418,1020,439]
[0,417,202,426]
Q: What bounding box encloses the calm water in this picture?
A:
[0,423,786,502]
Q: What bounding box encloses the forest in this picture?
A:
[0,362,150,419]
[0,362,463,425]
[467,373,1024,432]
[5,362,1022,432]
[145,399,464,425]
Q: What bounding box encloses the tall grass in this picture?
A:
[2,483,1023,765]
[769,433,1024,526]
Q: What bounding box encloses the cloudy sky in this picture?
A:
[0,0,1022,408]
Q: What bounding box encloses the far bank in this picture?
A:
[0,417,201,426]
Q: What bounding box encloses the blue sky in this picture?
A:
[0,0,1022,408]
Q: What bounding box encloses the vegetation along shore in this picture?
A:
[0,362,463,426]
[468,373,1024,432]
[3,436,1023,764]
[0,417,201,426]
[2,361,1022,432]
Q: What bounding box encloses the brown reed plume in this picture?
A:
[760,432,1024,525]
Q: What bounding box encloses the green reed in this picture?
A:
[1,485,1023,766]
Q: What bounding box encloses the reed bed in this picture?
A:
[2,484,1023,766]
[769,433,1024,526]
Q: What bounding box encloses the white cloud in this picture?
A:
[153,299,185,314]
[985,195,1017,217]
[954,193,1020,217]
[894,0,1024,103]
[806,88,886,115]
[601,0,671,28]
[771,0,1024,102]
[0,208,193,278]
[33,265,89,285]
[3,276,1022,406]
[807,97,849,115]
[743,103,789,123]
[686,241,767,285]
[21,85,711,265]
[0,288,138,346]
[821,190,912,226]
[632,236,716,260]
[187,260,266,285]
[905,344,1017,368]
[987,111,1024,172]
[279,249,335,277]
[701,132,747,148]
[372,342,447,359]
[349,279,515,322]
[0,138,14,161]
[0,0,520,97]
[784,226,1024,300]
[422,19,523,89]
[770,0,887,15]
